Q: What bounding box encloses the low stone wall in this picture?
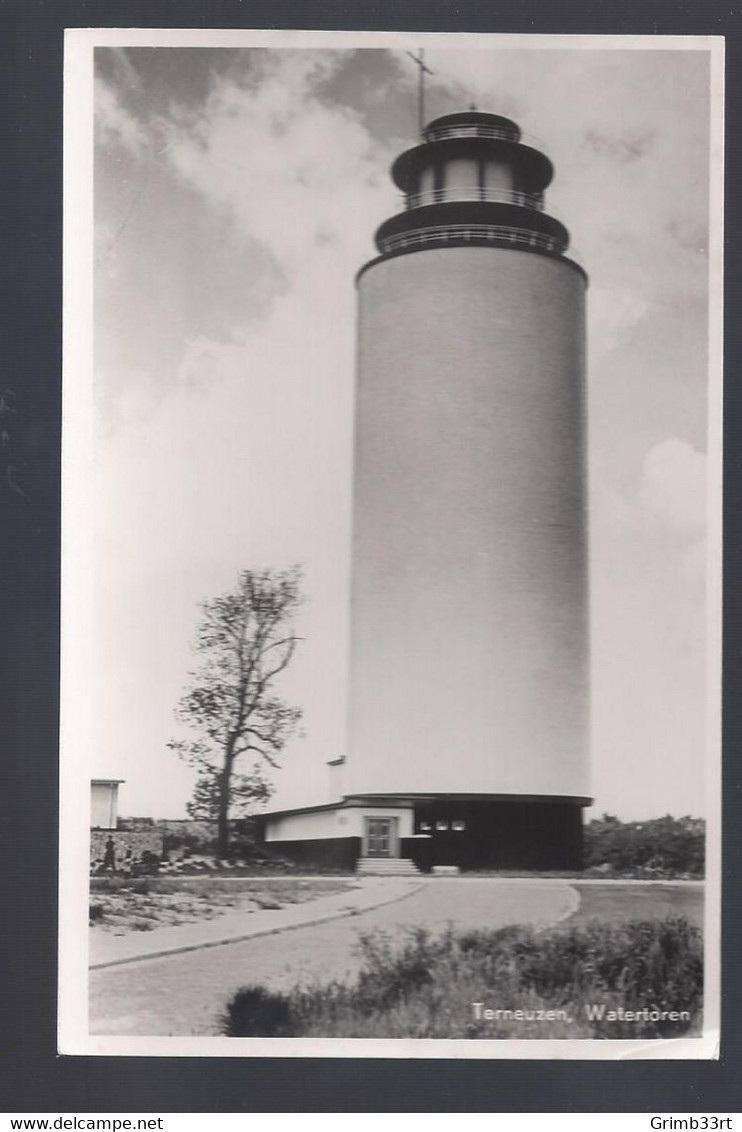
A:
[90,827,164,869]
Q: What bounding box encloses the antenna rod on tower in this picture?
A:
[405,48,433,138]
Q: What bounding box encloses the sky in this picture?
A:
[87,36,717,821]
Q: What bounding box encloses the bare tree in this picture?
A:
[168,566,304,860]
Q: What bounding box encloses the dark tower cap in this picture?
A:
[391,117,553,194]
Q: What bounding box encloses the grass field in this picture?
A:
[568,883,704,929]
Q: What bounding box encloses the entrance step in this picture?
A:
[356,857,421,877]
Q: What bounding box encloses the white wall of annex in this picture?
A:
[264,806,414,842]
[264,808,342,842]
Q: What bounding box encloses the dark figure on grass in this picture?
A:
[103,836,116,872]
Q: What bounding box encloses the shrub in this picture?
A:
[132,851,161,876]
[222,916,702,1039]
[351,927,451,1012]
[454,918,702,1035]
[223,987,295,1037]
[584,814,705,877]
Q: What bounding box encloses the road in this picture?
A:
[89,878,577,1036]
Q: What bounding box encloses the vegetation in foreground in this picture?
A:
[89,876,355,933]
[222,917,702,1040]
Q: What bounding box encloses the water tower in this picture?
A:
[343,111,590,869]
[261,111,590,871]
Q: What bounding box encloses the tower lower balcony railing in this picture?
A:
[404,186,544,211]
[377,222,576,262]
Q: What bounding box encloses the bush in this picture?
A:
[584,815,704,878]
[223,987,295,1037]
[162,832,216,857]
[222,916,702,1040]
[455,918,702,1033]
[132,851,161,876]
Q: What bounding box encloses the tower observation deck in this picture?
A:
[361,111,583,278]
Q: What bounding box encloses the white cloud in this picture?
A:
[588,288,649,361]
[639,437,706,536]
[163,51,395,285]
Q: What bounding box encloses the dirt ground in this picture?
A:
[89,877,356,935]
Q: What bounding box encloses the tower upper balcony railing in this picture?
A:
[404,186,545,211]
[424,121,521,144]
[422,117,550,156]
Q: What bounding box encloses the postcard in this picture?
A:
[59,28,722,1058]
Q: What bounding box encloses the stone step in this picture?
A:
[356,857,421,876]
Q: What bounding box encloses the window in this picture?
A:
[452,820,466,832]
[436,820,448,831]
[419,821,431,832]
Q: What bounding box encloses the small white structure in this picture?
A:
[90,778,123,829]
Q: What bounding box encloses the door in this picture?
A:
[365,817,396,858]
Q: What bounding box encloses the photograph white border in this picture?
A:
[59,26,724,1060]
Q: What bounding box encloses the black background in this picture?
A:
[2,0,740,1114]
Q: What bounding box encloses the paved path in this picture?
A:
[89,878,578,1036]
[90,877,420,969]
